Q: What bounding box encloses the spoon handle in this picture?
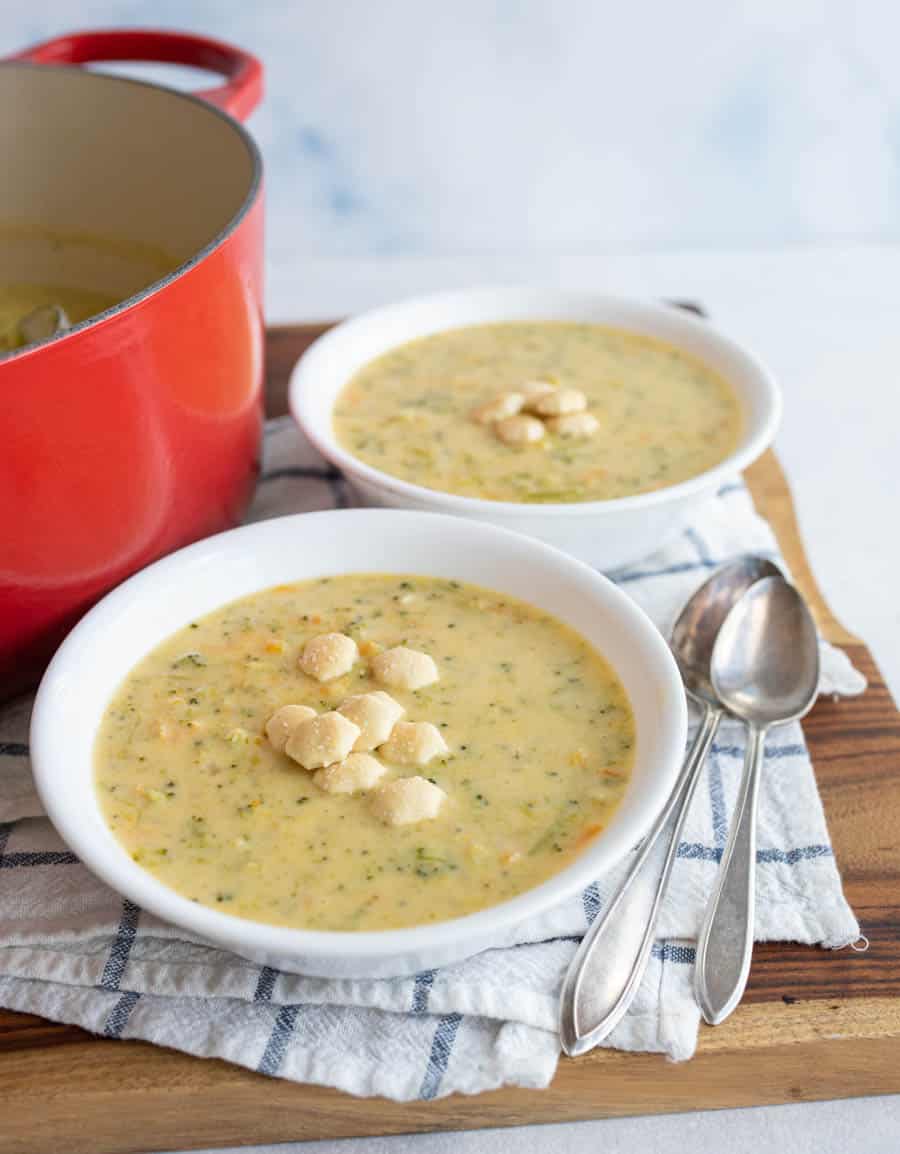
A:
[559,705,721,1055]
[694,723,766,1025]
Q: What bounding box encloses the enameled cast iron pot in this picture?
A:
[1,30,265,698]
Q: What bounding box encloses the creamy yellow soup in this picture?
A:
[0,284,118,352]
[333,322,742,502]
[0,224,178,353]
[95,574,635,932]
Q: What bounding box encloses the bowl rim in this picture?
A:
[289,285,782,517]
[30,507,688,963]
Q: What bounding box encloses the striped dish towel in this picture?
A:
[0,418,865,1101]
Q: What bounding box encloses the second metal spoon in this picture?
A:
[559,554,780,1055]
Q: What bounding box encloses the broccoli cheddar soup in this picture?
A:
[95,574,635,932]
[333,322,742,502]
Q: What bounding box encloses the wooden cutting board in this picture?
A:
[2,323,899,1154]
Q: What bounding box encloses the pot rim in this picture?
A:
[0,61,263,366]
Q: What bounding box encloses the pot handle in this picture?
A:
[9,29,263,121]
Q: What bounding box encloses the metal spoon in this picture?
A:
[694,575,819,1025]
[559,555,781,1055]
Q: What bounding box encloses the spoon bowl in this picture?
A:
[711,575,820,725]
[671,555,782,707]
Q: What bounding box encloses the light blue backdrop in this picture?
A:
[6,1,900,260]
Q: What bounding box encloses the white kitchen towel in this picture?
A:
[0,417,865,1101]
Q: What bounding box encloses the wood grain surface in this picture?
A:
[1,323,898,1154]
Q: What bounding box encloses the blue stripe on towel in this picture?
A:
[411,969,436,1014]
[684,526,713,565]
[652,942,696,965]
[758,844,833,865]
[420,1013,463,1100]
[717,481,746,498]
[257,1004,301,1076]
[613,559,718,585]
[711,742,805,761]
[0,742,28,757]
[677,842,834,865]
[582,882,603,926]
[99,899,140,991]
[259,465,340,483]
[677,842,723,863]
[613,549,780,586]
[254,965,279,1003]
[103,990,141,1038]
[0,851,78,868]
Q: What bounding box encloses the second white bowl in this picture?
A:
[290,287,781,571]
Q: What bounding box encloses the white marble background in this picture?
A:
[6,0,900,265]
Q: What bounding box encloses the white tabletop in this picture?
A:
[243,243,899,1151]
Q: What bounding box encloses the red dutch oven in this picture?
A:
[1,30,265,698]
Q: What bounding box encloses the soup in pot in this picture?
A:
[0,224,176,353]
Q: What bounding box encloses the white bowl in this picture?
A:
[31,509,687,979]
[290,287,781,571]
